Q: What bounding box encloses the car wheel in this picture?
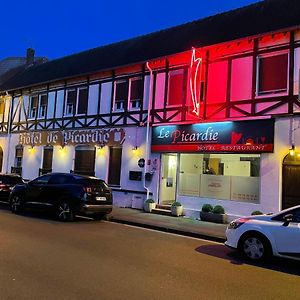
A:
[57,201,74,222]
[10,195,23,214]
[240,233,271,261]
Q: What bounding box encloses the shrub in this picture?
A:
[201,204,213,213]
[251,210,263,215]
[171,201,182,207]
[212,205,225,214]
[145,198,155,204]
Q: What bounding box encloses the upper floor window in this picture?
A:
[167,69,187,106]
[38,94,48,118]
[65,89,76,116]
[257,52,288,96]
[29,95,38,119]
[114,80,128,111]
[77,87,88,115]
[129,77,143,109]
[0,98,5,116]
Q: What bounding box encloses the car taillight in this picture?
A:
[0,184,9,190]
[228,218,249,229]
[83,187,93,193]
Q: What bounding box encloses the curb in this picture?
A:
[110,217,226,244]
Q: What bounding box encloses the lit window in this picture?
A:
[257,52,288,95]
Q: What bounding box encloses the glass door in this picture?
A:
[159,153,178,205]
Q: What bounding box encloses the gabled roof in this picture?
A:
[1,0,300,91]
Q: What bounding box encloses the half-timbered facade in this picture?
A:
[1,0,300,219]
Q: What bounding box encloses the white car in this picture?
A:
[225,205,300,261]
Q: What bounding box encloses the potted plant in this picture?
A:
[251,210,263,215]
[144,198,156,212]
[200,204,227,224]
[171,201,183,217]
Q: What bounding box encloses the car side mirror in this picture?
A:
[282,214,293,226]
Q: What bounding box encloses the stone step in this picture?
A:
[151,208,172,216]
[155,204,171,210]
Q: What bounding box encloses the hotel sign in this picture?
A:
[19,128,125,147]
[152,119,274,153]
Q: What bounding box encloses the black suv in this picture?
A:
[0,174,24,202]
[9,173,113,221]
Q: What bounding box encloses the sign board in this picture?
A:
[19,128,125,147]
[152,119,274,153]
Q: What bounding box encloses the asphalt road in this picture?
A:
[0,207,299,300]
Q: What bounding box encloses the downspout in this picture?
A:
[144,62,153,199]
[5,92,12,174]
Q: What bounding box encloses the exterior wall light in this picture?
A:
[289,145,295,156]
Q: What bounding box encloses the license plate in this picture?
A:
[96,196,106,201]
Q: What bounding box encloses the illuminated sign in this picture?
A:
[151,119,274,153]
[19,128,125,147]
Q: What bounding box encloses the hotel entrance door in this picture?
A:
[159,153,178,205]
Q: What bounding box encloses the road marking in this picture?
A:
[110,221,223,245]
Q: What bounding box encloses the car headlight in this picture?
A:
[228,218,249,229]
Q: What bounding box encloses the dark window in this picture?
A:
[15,146,23,168]
[29,96,38,119]
[66,90,76,115]
[0,175,23,185]
[74,146,95,176]
[39,94,48,118]
[108,147,122,186]
[77,88,88,115]
[258,53,288,94]
[130,78,143,109]
[48,174,75,184]
[115,81,128,110]
[167,69,186,106]
[42,147,53,170]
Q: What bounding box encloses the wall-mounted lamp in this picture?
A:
[289,145,295,156]
[132,146,138,152]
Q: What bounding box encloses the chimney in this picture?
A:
[26,48,35,65]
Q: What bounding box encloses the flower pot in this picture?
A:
[200,211,227,224]
[171,205,183,217]
[144,202,156,212]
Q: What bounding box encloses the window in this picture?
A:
[29,96,38,119]
[167,69,187,106]
[74,145,96,176]
[0,98,5,116]
[129,78,143,109]
[77,87,88,115]
[32,174,51,185]
[14,146,23,168]
[65,90,76,116]
[114,80,128,110]
[257,52,288,95]
[38,94,48,118]
[178,153,260,203]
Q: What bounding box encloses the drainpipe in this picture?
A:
[5,92,12,174]
[144,62,153,199]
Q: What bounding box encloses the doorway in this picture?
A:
[159,153,178,205]
[282,151,300,209]
[74,145,96,176]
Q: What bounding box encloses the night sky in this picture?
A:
[1,0,261,61]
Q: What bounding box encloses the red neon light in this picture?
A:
[189,48,202,116]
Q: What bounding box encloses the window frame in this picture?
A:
[28,95,39,120]
[256,51,289,98]
[113,79,128,111]
[128,77,143,110]
[37,94,48,119]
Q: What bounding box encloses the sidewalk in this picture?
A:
[110,207,227,243]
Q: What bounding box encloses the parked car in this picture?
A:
[9,173,113,221]
[0,174,24,202]
[225,205,300,261]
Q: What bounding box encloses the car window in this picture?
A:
[0,176,23,185]
[31,174,51,185]
[48,174,75,184]
[293,209,300,223]
[272,208,300,223]
[76,178,108,188]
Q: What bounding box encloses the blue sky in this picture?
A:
[1,0,261,60]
